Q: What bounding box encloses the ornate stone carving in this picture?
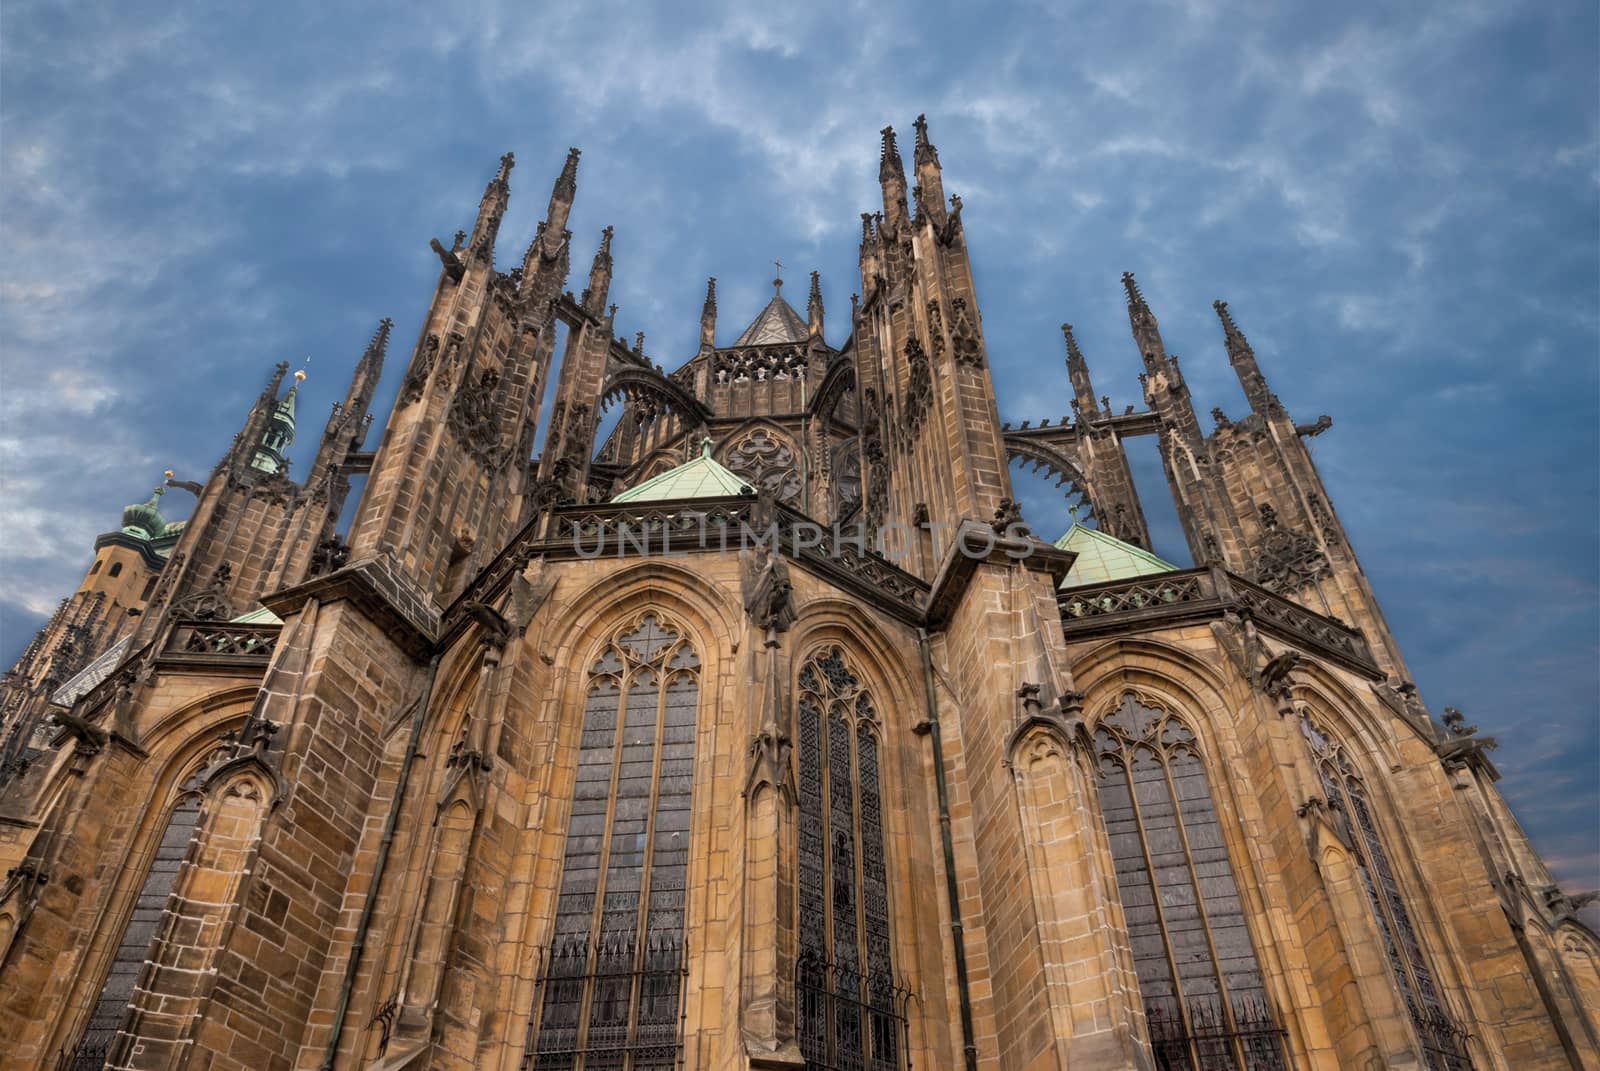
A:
[171,563,235,621]
[398,334,439,409]
[1249,503,1329,594]
[949,296,983,368]
[900,337,933,444]
[1210,609,1300,707]
[309,535,349,577]
[447,365,508,468]
[740,544,796,641]
[725,428,802,506]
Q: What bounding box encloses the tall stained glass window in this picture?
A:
[69,769,206,1070]
[796,646,907,1071]
[1092,694,1288,1070]
[526,614,698,1071]
[1299,718,1472,1069]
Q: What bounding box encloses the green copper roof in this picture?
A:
[611,439,752,502]
[230,605,283,625]
[120,486,168,540]
[1054,522,1176,587]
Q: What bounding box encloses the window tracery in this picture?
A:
[796,647,908,1071]
[1092,693,1288,1070]
[525,614,699,1071]
[1299,717,1473,1069]
[69,766,207,1070]
[724,428,802,506]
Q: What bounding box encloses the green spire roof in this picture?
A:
[610,438,752,502]
[1054,522,1176,588]
[120,486,168,540]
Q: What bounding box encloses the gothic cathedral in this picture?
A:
[1,120,1595,1071]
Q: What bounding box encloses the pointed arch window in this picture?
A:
[1092,694,1288,1070]
[1299,718,1473,1069]
[526,614,699,1071]
[795,646,908,1071]
[68,767,206,1070]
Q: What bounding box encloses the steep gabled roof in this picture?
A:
[733,292,809,346]
[610,439,752,502]
[1053,522,1177,587]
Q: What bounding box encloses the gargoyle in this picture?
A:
[52,710,108,756]
[1295,415,1333,438]
[429,237,465,282]
[463,601,514,649]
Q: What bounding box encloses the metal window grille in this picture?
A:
[1093,694,1290,1070]
[523,614,699,1071]
[796,647,908,1071]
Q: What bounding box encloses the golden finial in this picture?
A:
[163,469,174,479]
[294,369,307,382]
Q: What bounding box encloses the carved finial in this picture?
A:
[634,331,645,353]
[496,150,515,183]
[808,270,822,309]
[860,212,875,242]
[879,125,904,182]
[913,113,940,168]
[1122,271,1150,316]
[1061,323,1085,365]
[554,147,580,200]
[363,317,393,366]
[703,276,717,313]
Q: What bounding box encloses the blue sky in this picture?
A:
[2,2,1596,892]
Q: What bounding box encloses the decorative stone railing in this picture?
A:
[532,496,930,625]
[1059,566,1379,676]
[158,620,281,671]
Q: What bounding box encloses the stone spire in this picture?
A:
[1213,300,1279,415]
[467,151,514,263]
[807,270,824,341]
[878,125,909,227]
[912,113,946,225]
[700,276,718,348]
[1062,323,1098,420]
[1122,272,1200,444]
[525,148,581,270]
[581,226,614,315]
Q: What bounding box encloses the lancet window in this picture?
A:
[69,767,206,1070]
[1091,694,1288,1070]
[525,614,699,1071]
[1299,718,1473,1069]
[795,646,908,1071]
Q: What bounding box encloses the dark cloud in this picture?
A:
[2,0,1595,891]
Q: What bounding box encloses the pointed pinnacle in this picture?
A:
[363,317,393,362]
[497,151,515,181]
[879,126,904,182]
[597,225,614,256]
[554,148,580,200]
[1061,323,1085,364]
[808,270,823,309]
[1121,272,1148,312]
[703,276,717,314]
[913,113,940,168]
